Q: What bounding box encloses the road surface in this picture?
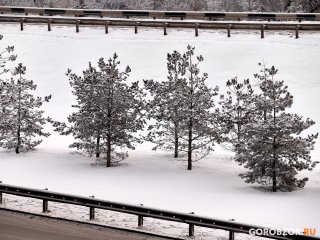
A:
[0,209,170,240]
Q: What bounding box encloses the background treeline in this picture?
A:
[0,0,319,13]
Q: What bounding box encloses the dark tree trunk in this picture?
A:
[272,148,277,192]
[272,99,277,192]
[95,135,100,158]
[174,123,179,158]
[15,125,20,154]
[16,76,22,154]
[106,134,111,167]
[187,119,193,170]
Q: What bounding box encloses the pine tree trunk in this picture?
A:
[16,75,22,154]
[187,120,193,170]
[272,149,277,192]
[174,123,179,158]
[261,108,267,176]
[95,135,100,158]
[106,134,111,167]
[272,96,277,192]
[15,125,20,154]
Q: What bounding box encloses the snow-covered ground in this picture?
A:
[0,23,319,238]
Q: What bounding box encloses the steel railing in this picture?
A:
[0,182,318,240]
[1,14,320,38]
[0,6,320,21]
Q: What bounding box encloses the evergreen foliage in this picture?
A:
[52,54,146,167]
[0,63,51,153]
[145,46,220,170]
[222,64,318,191]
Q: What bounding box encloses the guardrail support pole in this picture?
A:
[76,20,80,33]
[189,223,195,237]
[105,21,110,34]
[0,192,2,204]
[89,196,95,220]
[227,24,231,37]
[135,22,139,34]
[20,18,25,31]
[43,199,48,212]
[48,19,52,31]
[164,23,168,35]
[195,23,199,37]
[229,231,235,240]
[189,212,195,237]
[261,24,265,39]
[89,206,95,220]
[138,215,143,227]
[296,25,300,39]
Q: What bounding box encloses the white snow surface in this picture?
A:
[0,23,319,238]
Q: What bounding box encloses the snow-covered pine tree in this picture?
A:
[53,54,146,167]
[219,77,255,153]
[237,64,318,192]
[97,54,146,167]
[1,34,16,146]
[179,45,220,170]
[0,63,51,153]
[0,34,17,75]
[52,62,105,158]
[144,50,186,158]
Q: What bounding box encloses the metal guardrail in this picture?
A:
[0,183,318,240]
[1,15,320,38]
[0,6,320,21]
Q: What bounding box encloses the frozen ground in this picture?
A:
[0,23,319,238]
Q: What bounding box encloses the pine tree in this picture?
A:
[236,64,318,191]
[219,77,255,153]
[0,63,51,153]
[179,46,220,170]
[144,50,186,158]
[53,54,146,167]
[145,46,220,169]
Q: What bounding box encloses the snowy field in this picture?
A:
[0,23,320,238]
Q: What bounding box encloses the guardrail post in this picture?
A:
[138,204,143,227]
[229,231,235,240]
[195,23,199,37]
[20,18,25,31]
[189,212,195,237]
[76,20,80,33]
[42,188,48,213]
[227,24,231,37]
[229,219,235,240]
[43,199,48,212]
[89,196,95,220]
[105,21,110,34]
[135,22,139,34]
[138,215,144,227]
[295,25,300,39]
[164,23,168,35]
[48,19,52,31]
[89,206,95,220]
[261,24,265,39]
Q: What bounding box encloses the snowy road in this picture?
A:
[0,209,169,240]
